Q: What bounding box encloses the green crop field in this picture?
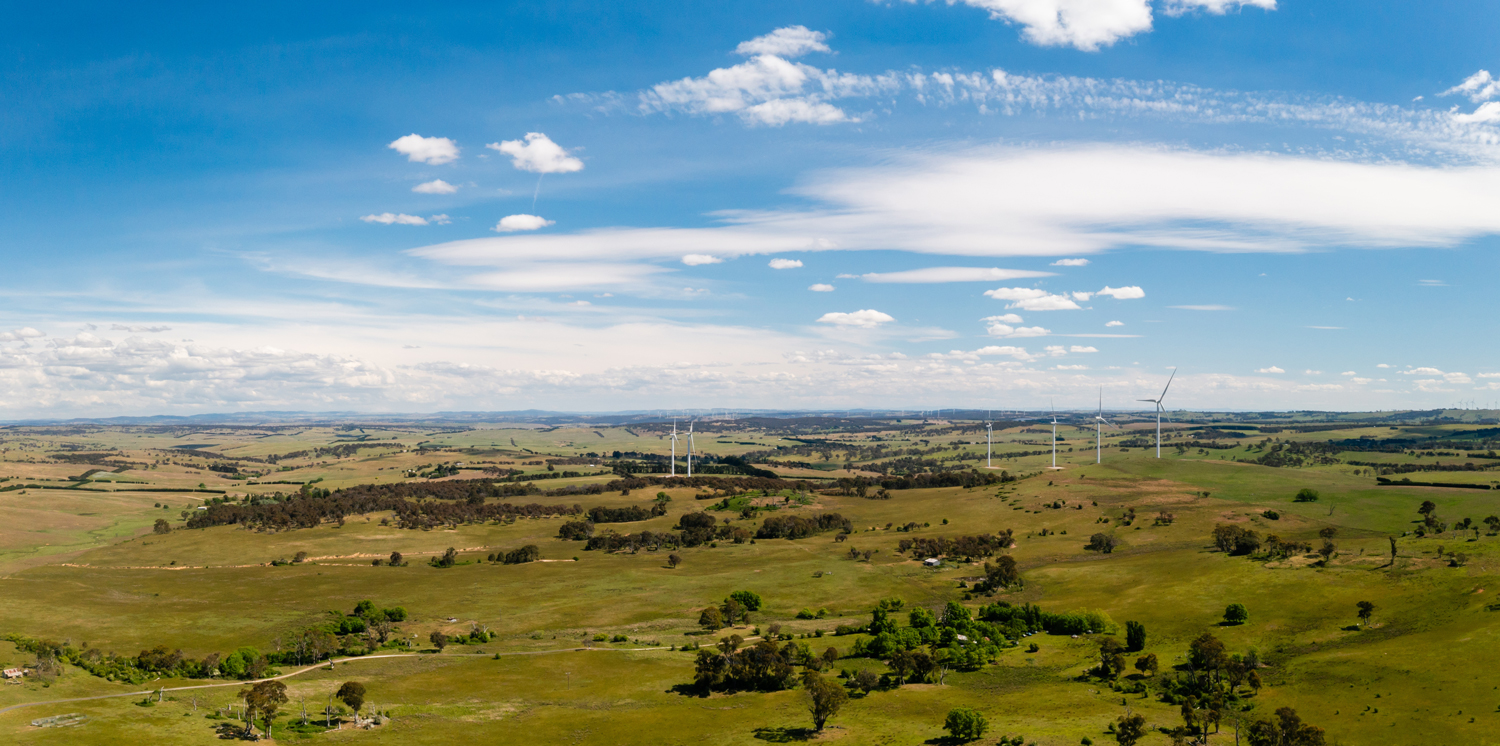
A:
[1,412,1498,744]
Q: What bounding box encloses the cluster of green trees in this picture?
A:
[756,512,850,539]
[1213,524,1325,561]
[488,545,540,564]
[895,531,1013,561]
[585,504,667,523]
[698,591,763,630]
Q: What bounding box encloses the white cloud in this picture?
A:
[1442,70,1500,103]
[682,254,724,266]
[1376,363,1391,368]
[1096,285,1145,299]
[1444,372,1472,384]
[1257,366,1285,374]
[1305,369,1322,375]
[971,345,1035,360]
[429,214,451,225]
[1051,258,1090,266]
[361,213,430,226]
[982,314,1024,325]
[1454,102,1500,125]
[488,133,584,173]
[388,134,459,165]
[1479,373,1500,379]
[1069,345,1098,353]
[1071,291,1094,301]
[937,0,1154,51]
[1163,0,1276,16]
[494,214,555,233]
[1340,371,1356,376]
[983,287,1081,311]
[769,258,804,269]
[1171,305,1234,311]
[1054,364,1088,370]
[1105,320,1124,327]
[809,284,835,292]
[413,179,458,194]
[0,327,44,342]
[1044,345,1068,356]
[987,323,1051,338]
[857,267,1054,283]
[735,26,831,58]
[1402,367,1444,376]
[110,324,171,333]
[817,309,895,328]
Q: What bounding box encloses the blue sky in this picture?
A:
[3,0,1499,417]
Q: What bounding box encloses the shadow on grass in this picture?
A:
[667,683,711,698]
[753,726,818,742]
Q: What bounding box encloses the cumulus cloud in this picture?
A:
[1442,70,1500,103]
[388,134,459,165]
[1340,371,1356,376]
[817,309,895,328]
[937,0,1153,51]
[1106,320,1124,327]
[982,314,1025,325]
[494,214,555,233]
[858,267,1054,283]
[413,179,458,194]
[110,324,171,333]
[682,254,724,266]
[769,258,804,269]
[1305,369,1322,375]
[1070,345,1098,352]
[0,327,44,342]
[1051,258,1090,266]
[1453,102,1500,125]
[983,287,1081,311]
[1096,285,1145,299]
[1402,367,1444,376]
[987,323,1051,338]
[361,213,432,226]
[488,133,584,173]
[809,283,835,292]
[633,28,894,126]
[734,26,831,58]
[1257,366,1285,373]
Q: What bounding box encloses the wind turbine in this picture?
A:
[1137,368,1177,458]
[1094,388,1115,464]
[1050,400,1058,468]
[669,420,679,477]
[986,414,993,468]
[687,421,695,477]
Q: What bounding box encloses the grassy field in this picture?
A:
[1,415,1498,743]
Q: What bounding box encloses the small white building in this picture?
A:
[923,557,941,567]
[3,668,24,679]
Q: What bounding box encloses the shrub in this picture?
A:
[796,608,816,620]
[1294,488,1320,502]
[1262,509,1280,520]
[1223,603,1249,625]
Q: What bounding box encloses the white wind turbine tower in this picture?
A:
[986,413,993,468]
[671,420,680,476]
[1137,368,1177,458]
[687,421,695,477]
[1050,400,1059,469]
[1094,388,1115,464]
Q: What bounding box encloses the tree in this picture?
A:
[336,681,366,721]
[1134,653,1159,677]
[1223,603,1249,626]
[1086,533,1118,554]
[851,668,879,695]
[721,597,746,626]
[1419,500,1437,517]
[979,555,1021,591]
[293,551,308,563]
[1294,488,1319,502]
[389,551,403,566]
[1317,527,1337,540]
[1356,600,1375,627]
[1246,707,1325,746]
[1247,669,1262,694]
[1124,620,1146,652]
[723,590,762,613]
[699,606,724,631]
[805,672,847,731]
[432,547,458,568]
[1188,632,1227,675]
[429,631,448,652]
[667,553,681,568]
[1114,713,1147,746]
[1318,539,1336,563]
[241,679,288,739]
[153,518,171,535]
[944,707,989,742]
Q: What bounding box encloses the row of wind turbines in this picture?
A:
[982,369,1177,470]
[663,368,1177,475]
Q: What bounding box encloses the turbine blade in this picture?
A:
[1159,368,1176,400]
